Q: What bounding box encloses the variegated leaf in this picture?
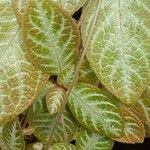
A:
[26,142,43,150]
[129,103,147,127]
[79,58,98,85]
[138,85,150,137]
[28,82,79,143]
[46,86,66,115]
[76,129,114,150]
[53,0,86,15]
[12,0,28,21]
[0,0,48,125]
[115,106,145,144]
[68,83,124,138]
[81,0,150,104]
[23,0,80,87]
[0,127,7,150]
[49,143,76,150]
[2,119,25,150]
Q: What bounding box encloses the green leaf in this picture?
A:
[0,1,48,125]
[28,82,79,143]
[46,86,66,115]
[12,0,28,21]
[53,0,86,14]
[115,106,145,144]
[2,119,25,150]
[79,58,98,85]
[23,0,80,87]
[0,127,7,150]
[138,85,150,137]
[76,129,114,150]
[49,143,76,150]
[81,0,150,104]
[68,83,124,138]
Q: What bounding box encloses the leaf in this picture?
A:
[46,86,66,115]
[0,1,49,125]
[2,119,25,150]
[129,103,147,127]
[79,58,98,85]
[76,129,114,150]
[138,85,150,137]
[81,0,150,104]
[12,0,28,21]
[23,0,80,87]
[0,127,7,150]
[28,82,79,143]
[49,143,76,150]
[53,0,86,15]
[68,83,124,138]
[57,65,76,88]
[115,106,145,144]
[26,142,43,150]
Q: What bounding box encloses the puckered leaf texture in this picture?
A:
[0,0,48,125]
[68,83,124,138]
[76,129,114,150]
[12,0,28,21]
[81,0,150,104]
[46,86,66,115]
[79,58,98,85]
[49,143,76,150]
[115,106,145,144]
[28,82,79,143]
[54,0,87,14]
[23,0,80,88]
[2,119,25,150]
[138,85,150,137]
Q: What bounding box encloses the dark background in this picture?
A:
[113,139,150,150]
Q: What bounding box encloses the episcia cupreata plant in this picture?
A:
[0,0,149,149]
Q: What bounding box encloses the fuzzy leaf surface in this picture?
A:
[46,86,66,115]
[81,0,150,104]
[0,0,48,125]
[79,58,98,85]
[28,82,78,143]
[49,143,76,150]
[138,85,150,136]
[76,129,114,150]
[54,0,86,14]
[2,119,25,150]
[23,0,80,85]
[68,83,124,138]
[116,106,145,144]
[12,0,28,20]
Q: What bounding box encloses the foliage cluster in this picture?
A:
[0,0,149,149]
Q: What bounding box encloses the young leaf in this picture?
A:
[2,119,25,150]
[76,129,114,150]
[0,0,48,125]
[23,0,80,85]
[53,0,86,15]
[46,86,66,115]
[49,143,76,150]
[26,142,43,150]
[81,0,150,104]
[28,82,79,143]
[68,83,124,138]
[115,106,145,144]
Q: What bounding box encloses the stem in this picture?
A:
[46,0,102,148]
